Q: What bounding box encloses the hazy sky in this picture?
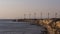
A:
[0,0,60,19]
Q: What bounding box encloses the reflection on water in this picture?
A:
[0,20,47,34]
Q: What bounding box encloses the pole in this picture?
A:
[24,14,26,19]
[41,12,42,19]
[55,12,57,18]
[34,12,36,19]
[48,12,49,19]
[29,13,31,19]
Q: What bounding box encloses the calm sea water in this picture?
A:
[0,20,46,34]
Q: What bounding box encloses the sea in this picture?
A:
[0,19,47,34]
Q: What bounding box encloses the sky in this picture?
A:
[0,0,60,19]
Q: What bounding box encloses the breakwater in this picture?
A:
[14,18,60,34]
